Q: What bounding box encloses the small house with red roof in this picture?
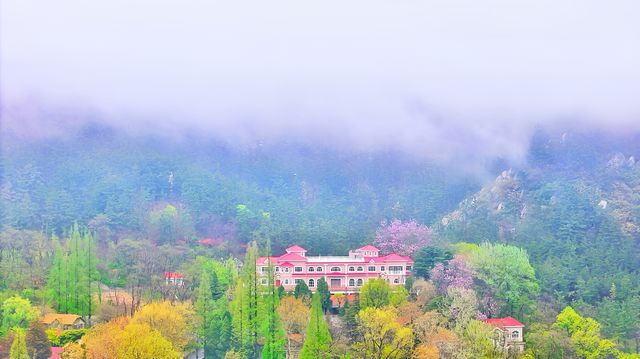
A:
[484,316,525,352]
[256,245,413,293]
[164,272,184,286]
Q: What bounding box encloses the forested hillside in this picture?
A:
[441,129,640,350]
[1,125,477,253]
[1,124,639,357]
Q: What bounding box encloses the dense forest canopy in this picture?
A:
[1,122,640,357]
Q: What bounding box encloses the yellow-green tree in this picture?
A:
[360,278,390,309]
[554,307,619,359]
[353,307,414,359]
[118,323,181,359]
[131,301,195,352]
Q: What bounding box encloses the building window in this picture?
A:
[284,267,290,273]
[295,279,303,284]
[261,279,267,285]
[357,279,363,286]
[406,265,412,271]
[330,267,341,272]
[309,279,315,287]
[275,267,280,272]
[330,278,341,288]
[368,266,376,272]
[308,267,315,272]
[381,266,385,272]
[261,267,267,273]
[512,331,519,339]
[349,279,355,287]
[316,266,323,272]
[357,266,363,272]
[389,266,403,274]
[294,266,303,272]
[393,278,399,284]
[348,266,355,272]
[284,279,289,285]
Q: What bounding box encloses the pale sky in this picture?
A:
[2,0,639,162]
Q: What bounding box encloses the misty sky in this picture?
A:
[2,0,640,163]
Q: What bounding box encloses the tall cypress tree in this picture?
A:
[196,269,215,356]
[299,292,332,359]
[261,242,286,359]
[46,235,66,313]
[231,241,260,358]
[46,225,97,317]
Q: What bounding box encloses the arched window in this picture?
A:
[511,331,519,339]
[330,267,341,272]
[309,279,315,287]
[393,278,399,284]
[357,279,363,286]
[349,279,355,287]
[316,267,323,272]
[348,266,355,272]
[357,266,363,272]
[308,267,315,272]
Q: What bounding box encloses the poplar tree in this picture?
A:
[45,224,97,317]
[46,235,66,313]
[299,292,332,359]
[260,242,286,359]
[231,241,260,358]
[196,269,214,356]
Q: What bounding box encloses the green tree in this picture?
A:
[299,292,332,359]
[294,280,311,301]
[360,278,390,309]
[412,246,453,279]
[46,235,67,313]
[554,306,619,359]
[196,268,215,356]
[316,277,331,313]
[260,244,286,359]
[231,241,260,358]
[1,296,38,335]
[9,329,29,359]
[469,243,539,316]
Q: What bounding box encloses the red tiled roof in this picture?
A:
[357,245,380,251]
[484,316,524,328]
[286,245,306,252]
[51,347,63,359]
[164,272,184,279]
[278,252,307,261]
[330,294,357,306]
[197,238,224,247]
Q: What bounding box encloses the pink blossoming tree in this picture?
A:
[374,219,433,256]
[429,256,475,294]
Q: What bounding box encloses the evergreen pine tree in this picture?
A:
[299,292,332,359]
[316,277,331,313]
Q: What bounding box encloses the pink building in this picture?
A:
[256,245,413,293]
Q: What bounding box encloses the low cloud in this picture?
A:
[2,0,639,166]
